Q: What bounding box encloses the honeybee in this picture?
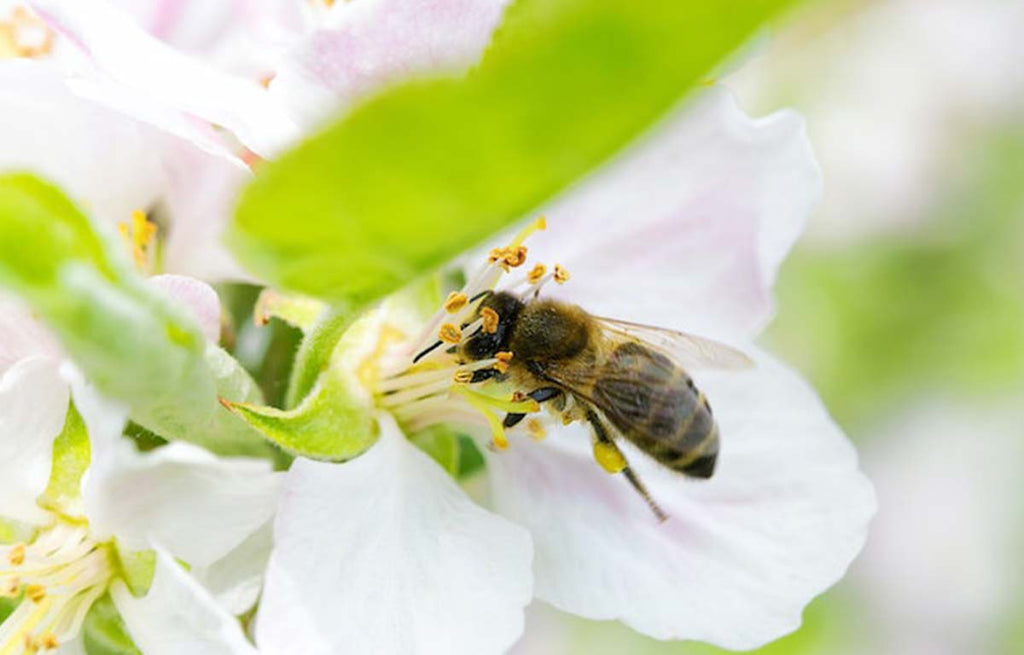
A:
[458,291,753,522]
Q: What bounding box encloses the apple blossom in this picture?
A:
[249,88,876,653]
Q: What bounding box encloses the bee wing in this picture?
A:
[594,317,754,371]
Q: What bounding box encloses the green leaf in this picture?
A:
[0,173,271,457]
[222,312,379,460]
[83,594,142,655]
[38,401,90,514]
[230,0,795,305]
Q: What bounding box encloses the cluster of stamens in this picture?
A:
[372,216,569,451]
[0,7,54,60]
[117,209,159,273]
[0,522,115,653]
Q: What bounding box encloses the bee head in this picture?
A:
[460,291,524,360]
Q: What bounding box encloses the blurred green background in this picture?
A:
[513,1,1024,653]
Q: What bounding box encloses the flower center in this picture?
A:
[0,521,115,653]
[117,209,159,274]
[372,217,569,450]
[0,6,54,60]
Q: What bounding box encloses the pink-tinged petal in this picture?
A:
[525,87,821,340]
[83,440,282,567]
[270,0,510,127]
[0,357,68,524]
[255,414,533,655]
[0,293,61,374]
[112,547,258,655]
[487,349,875,650]
[31,0,300,156]
[147,275,222,343]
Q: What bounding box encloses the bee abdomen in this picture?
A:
[595,343,719,479]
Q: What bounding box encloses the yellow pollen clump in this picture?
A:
[452,369,474,384]
[527,263,546,284]
[593,441,627,474]
[24,634,39,654]
[443,291,468,313]
[481,307,499,334]
[8,542,25,566]
[25,584,46,603]
[488,245,529,271]
[526,419,546,441]
[494,351,513,374]
[554,264,570,284]
[39,634,59,650]
[259,72,276,88]
[438,323,462,344]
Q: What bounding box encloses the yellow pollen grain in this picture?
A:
[554,263,570,284]
[526,418,546,441]
[24,634,39,654]
[481,307,499,334]
[438,323,462,344]
[39,633,59,650]
[452,369,474,384]
[443,291,468,313]
[527,263,546,284]
[494,351,513,374]
[25,584,46,603]
[8,542,25,566]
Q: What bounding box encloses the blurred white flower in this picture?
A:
[729,0,1024,244]
[0,278,281,654]
[853,400,1024,655]
[253,88,876,653]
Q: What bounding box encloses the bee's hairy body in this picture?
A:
[461,292,719,479]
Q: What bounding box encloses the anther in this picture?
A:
[481,307,499,334]
[443,291,469,313]
[39,634,59,650]
[24,635,39,654]
[554,264,570,284]
[25,584,46,603]
[494,351,513,373]
[452,369,474,384]
[527,263,546,284]
[503,246,528,268]
[526,419,547,441]
[438,323,462,344]
[1,577,20,597]
[8,542,25,566]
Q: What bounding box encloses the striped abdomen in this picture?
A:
[591,342,719,478]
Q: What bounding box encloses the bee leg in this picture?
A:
[503,387,562,428]
[585,410,669,523]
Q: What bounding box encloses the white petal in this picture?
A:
[526,87,821,340]
[255,414,533,655]
[0,59,167,228]
[112,547,257,655]
[0,357,68,524]
[32,0,300,156]
[148,275,222,343]
[55,634,86,655]
[271,0,510,127]
[192,520,274,616]
[84,440,283,567]
[487,349,875,650]
[0,292,61,374]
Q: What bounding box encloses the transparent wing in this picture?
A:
[594,317,754,371]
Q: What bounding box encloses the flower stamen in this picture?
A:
[117,209,159,272]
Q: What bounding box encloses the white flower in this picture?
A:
[254,88,876,652]
[0,277,281,653]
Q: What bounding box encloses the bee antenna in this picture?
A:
[468,289,493,304]
[622,466,669,523]
[413,340,444,363]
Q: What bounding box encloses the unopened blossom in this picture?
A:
[253,88,876,653]
[0,278,281,653]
